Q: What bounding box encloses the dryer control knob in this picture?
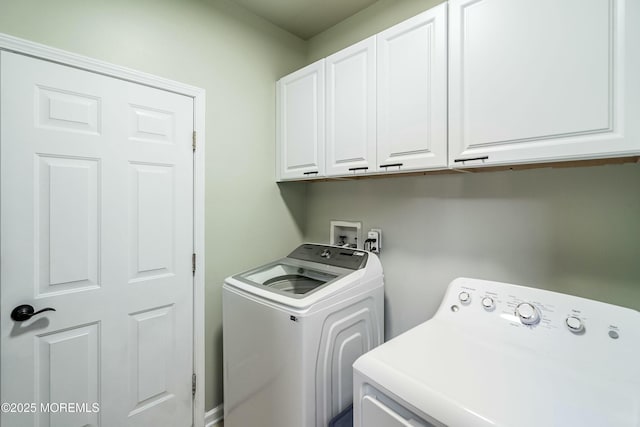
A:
[566,316,584,333]
[516,302,540,325]
[458,292,471,305]
[481,297,495,311]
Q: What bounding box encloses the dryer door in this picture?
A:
[362,396,429,427]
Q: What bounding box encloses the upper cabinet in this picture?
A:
[276,59,325,181]
[276,0,640,181]
[326,37,377,177]
[448,0,640,167]
[377,3,448,172]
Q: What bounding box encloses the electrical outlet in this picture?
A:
[367,228,382,253]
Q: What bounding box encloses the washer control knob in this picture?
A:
[481,297,495,311]
[566,316,584,333]
[458,292,471,305]
[516,302,540,325]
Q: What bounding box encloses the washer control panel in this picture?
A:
[442,278,639,353]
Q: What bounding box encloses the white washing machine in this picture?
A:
[354,277,640,427]
[223,243,384,427]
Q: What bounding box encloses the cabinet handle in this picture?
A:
[453,156,489,163]
[303,171,319,175]
[379,163,403,168]
[348,167,369,172]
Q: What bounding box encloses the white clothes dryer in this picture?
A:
[223,244,384,427]
[354,277,639,427]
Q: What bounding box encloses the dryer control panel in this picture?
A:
[439,278,640,372]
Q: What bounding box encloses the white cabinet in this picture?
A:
[276,59,325,181]
[276,0,639,182]
[325,37,377,176]
[449,0,640,167]
[376,3,448,172]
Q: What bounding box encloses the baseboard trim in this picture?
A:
[205,404,224,427]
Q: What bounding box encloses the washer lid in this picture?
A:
[225,244,383,309]
[229,244,370,301]
[240,262,341,297]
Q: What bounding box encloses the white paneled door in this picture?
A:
[1,52,194,427]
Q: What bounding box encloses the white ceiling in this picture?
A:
[229,0,379,40]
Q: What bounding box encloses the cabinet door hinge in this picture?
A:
[192,131,196,152]
[192,253,196,275]
[192,373,197,397]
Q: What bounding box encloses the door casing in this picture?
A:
[0,32,207,427]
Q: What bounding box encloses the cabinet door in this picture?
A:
[377,4,448,173]
[276,59,325,181]
[326,37,376,176]
[449,0,640,167]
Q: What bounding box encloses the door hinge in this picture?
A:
[192,373,197,397]
[192,253,196,275]
[192,131,196,152]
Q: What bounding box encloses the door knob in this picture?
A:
[10,304,56,322]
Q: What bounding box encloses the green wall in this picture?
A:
[307,0,445,62]
[304,165,640,338]
[0,0,308,411]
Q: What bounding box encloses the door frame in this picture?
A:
[0,33,207,427]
